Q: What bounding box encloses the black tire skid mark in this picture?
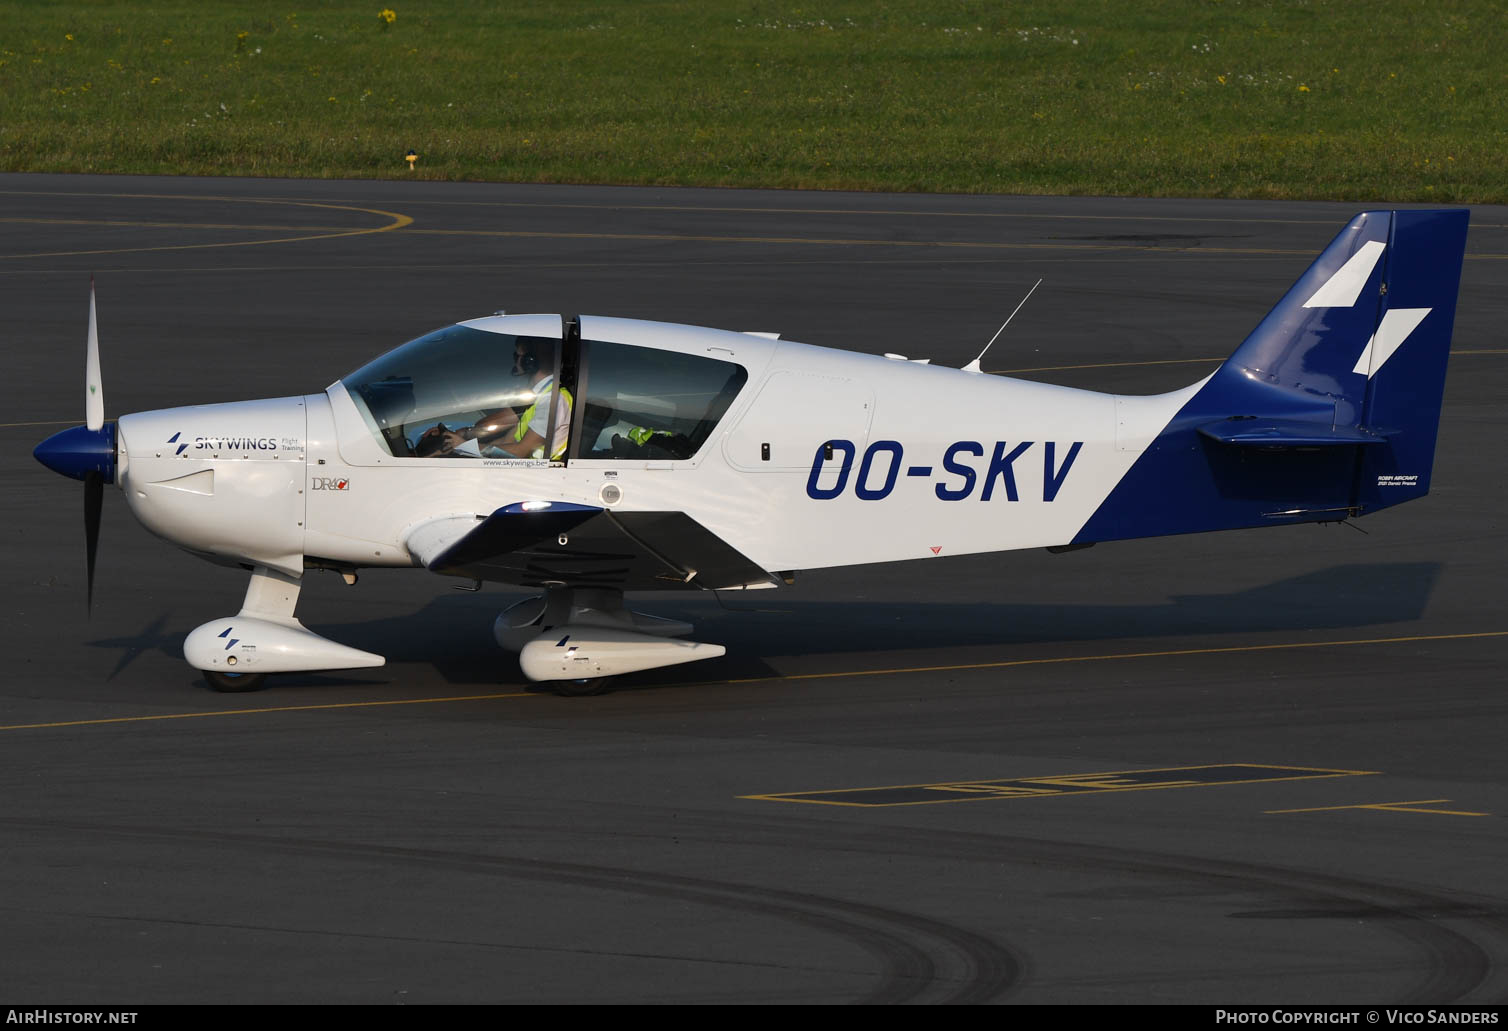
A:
[0,816,1022,1004]
[701,816,1502,1004]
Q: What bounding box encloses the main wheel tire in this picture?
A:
[203,669,268,693]
[548,676,612,697]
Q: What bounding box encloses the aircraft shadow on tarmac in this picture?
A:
[89,561,1440,691]
[651,559,1444,683]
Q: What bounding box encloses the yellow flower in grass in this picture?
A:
[379,8,396,28]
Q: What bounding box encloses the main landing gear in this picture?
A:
[184,572,723,697]
[494,586,725,697]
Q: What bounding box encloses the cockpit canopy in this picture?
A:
[342,318,749,463]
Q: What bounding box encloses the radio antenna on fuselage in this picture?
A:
[963,278,1042,374]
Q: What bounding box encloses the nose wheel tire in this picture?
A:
[203,669,268,693]
[548,676,612,697]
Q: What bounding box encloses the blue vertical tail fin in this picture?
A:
[1074,209,1469,544]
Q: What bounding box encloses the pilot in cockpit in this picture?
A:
[420,338,572,460]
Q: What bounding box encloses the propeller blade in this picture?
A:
[84,469,102,614]
[86,279,104,431]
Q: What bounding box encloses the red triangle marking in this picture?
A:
[929,546,942,555]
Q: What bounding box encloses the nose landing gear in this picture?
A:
[203,669,269,694]
[184,565,385,692]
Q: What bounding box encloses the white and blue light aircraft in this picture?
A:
[35,209,1469,695]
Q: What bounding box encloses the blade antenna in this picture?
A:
[963,278,1042,374]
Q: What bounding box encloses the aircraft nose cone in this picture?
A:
[34,423,116,483]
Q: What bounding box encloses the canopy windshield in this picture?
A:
[341,322,749,464]
[342,325,562,459]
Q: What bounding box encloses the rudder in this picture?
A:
[1351,209,1469,512]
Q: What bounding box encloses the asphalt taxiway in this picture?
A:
[2,174,1506,1003]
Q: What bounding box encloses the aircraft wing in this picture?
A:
[407,502,778,592]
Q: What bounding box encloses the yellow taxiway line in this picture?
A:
[1267,799,1489,817]
[0,197,412,260]
[719,629,1508,686]
[4,207,1505,262]
[0,691,533,732]
[2,629,1502,733]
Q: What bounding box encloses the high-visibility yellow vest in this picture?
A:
[515,380,573,460]
[627,425,672,447]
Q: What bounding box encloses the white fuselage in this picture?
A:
[115,315,1201,580]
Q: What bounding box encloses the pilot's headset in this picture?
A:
[512,340,542,377]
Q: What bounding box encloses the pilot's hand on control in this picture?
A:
[473,410,517,442]
[440,429,469,453]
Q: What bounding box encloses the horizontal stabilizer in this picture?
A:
[1197,418,1387,448]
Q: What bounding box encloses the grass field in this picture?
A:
[2,1,1503,200]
